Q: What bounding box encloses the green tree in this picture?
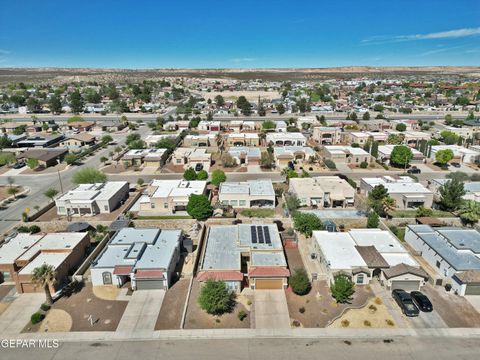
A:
[0,152,15,166]
[196,170,208,180]
[69,90,84,113]
[367,211,379,228]
[31,264,56,305]
[362,111,370,120]
[155,137,176,150]
[72,167,107,184]
[369,185,388,202]
[446,171,469,182]
[458,200,480,226]
[100,156,108,164]
[395,123,407,132]
[330,274,355,303]
[416,206,433,217]
[186,194,213,220]
[292,212,324,237]
[435,149,454,165]
[276,104,286,115]
[26,158,39,169]
[211,169,226,187]
[183,167,197,180]
[197,280,234,315]
[440,130,459,145]
[390,145,413,169]
[260,151,275,169]
[289,268,311,295]
[0,136,12,150]
[262,120,276,130]
[439,178,465,211]
[387,133,405,145]
[49,95,62,114]
[284,193,300,212]
[214,95,225,107]
[64,153,77,165]
[137,178,145,187]
[236,96,251,115]
[44,188,59,202]
[101,134,113,144]
[7,186,19,199]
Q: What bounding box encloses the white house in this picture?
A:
[55,181,130,217]
[91,228,182,290]
[266,132,307,146]
[219,180,275,208]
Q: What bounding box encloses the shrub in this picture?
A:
[299,306,305,314]
[367,211,379,228]
[186,194,213,220]
[183,167,197,181]
[292,320,301,327]
[324,159,336,169]
[289,268,311,295]
[374,297,382,305]
[341,319,350,327]
[29,225,41,234]
[330,274,355,303]
[237,310,247,321]
[196,170,208,180]
[40,303,51,312]
[211,169,226,187]
[198,280,234,315]
[386,319,395,326]
[292,212,324,237]
[17,225,31,233]
[31,312,44,324]
[368,304,377,313]
[359,161,368,169]
[363,320,372,327]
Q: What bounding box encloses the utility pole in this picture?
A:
[57,170,64,194]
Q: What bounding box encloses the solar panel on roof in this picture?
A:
[257,226,264,243]
[251,226,257,243]
[263,226,271,244]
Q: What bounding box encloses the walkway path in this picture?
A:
[254,290,290,329]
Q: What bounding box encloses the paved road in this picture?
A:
[1,336,480,360]
[0,125,152,235]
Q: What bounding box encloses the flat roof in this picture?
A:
[228,147,261,158]
[0,234,44,265]
[19,252,69,275]
[56,181,128,202]
[349,229,409,254]
[274,146,315,157]
[407,225,480,271]
[92,228,181,270]
[313,231,367,270]
[149,180,207,198]
[201,224,285,271]
[220,180,274,197]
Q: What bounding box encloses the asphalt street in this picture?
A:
[1,336,480,360]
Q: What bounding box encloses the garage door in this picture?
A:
[255,279,283,290]
[136,280,164,290]
[391,280,420,292]
[465,284,480,295]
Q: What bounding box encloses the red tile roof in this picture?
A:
[196,271,244,282]
[113,265,133,276]
[248,267,290,278]
[135,269,164,279]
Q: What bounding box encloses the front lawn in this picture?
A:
[240,208,275,218]
[390,209,453,218]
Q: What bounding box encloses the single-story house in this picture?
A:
[219,180,275,208]
[228,147,261,166]
[17,148,68,168]
[172,148,212,171]
[55,181,129,217]
[60,133,96,150]
[266,132,307,146]
[197,224,289,292]
[122,148,167,167]
[91,228,182,290]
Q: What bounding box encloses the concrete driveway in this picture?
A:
[254,290,290,329]
[0,293,44,336]
[115,290,165,336]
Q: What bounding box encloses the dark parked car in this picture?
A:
[392,289,420,317]
[194,163,203,171]
[451,162,461,168]
[410,291,433,312]
[12,162,25,169]
[407,167,421,174]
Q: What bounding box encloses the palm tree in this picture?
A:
[458,200,480,226]
[382,196,396,218]
[31,264,57,305]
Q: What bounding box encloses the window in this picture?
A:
[436,260,441,269]
[164,203,169,209]
[102,272,112,285]
[151,203,155,209]
[230,200,238,206]
[221,200,228,205]
[355,158,359,163]
[356,274,364,284]
[58,207,65,213]
[104,205,108,211]
[239,200,246,206]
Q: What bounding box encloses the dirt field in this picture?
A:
[155,278,190,330]
[329,298,396,328]
[200,90,279,102]
[0,186,24,202]
[184,280,251,329]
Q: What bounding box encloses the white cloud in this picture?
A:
[0,49,11,55]
[230,57,257,63]
[362,27,480,45]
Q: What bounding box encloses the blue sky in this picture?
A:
[0,0,479,68]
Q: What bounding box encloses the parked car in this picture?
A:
[392,289,419,317]
[410,291,433,312]
[450,162,461,168]
[407,167,421,174]
[12,162,25,169]
[195,163,203,171]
